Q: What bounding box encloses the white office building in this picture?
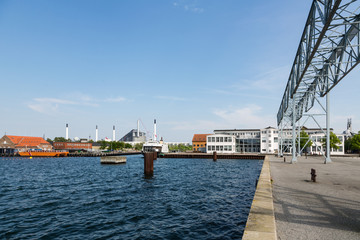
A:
[209,126,344,155]
[206,134,236,154]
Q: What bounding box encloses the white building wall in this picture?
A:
[309,133,345,155]
[211,127,344,155]
[206,134,236,154]
[260,128,279,154]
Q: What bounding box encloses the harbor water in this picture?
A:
[0,155,263,239]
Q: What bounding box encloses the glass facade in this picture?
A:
[236,138,260,153]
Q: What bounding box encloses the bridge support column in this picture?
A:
[278,122,283,157]
[325,93,332,164]
[291,99,297,163]
[297,121,301,156]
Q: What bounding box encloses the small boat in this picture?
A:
[142,119,169,154]
[19,151,69,157]
[142,141,169,153]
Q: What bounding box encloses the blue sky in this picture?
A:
[0,0,359,142]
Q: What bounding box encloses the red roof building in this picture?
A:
[192,134,211,152]
[0,135,53,151]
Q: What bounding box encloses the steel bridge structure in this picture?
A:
[277,0,360,163]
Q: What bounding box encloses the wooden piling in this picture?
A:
[144,152,154,176]
[213,151,217,161]
[153,151,157,160]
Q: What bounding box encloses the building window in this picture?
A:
[216,146,219,151]
[216,137,219,142]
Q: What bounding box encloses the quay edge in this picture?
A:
[242,156,277,240]
[159,153,265,160]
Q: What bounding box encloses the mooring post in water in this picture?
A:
[213,151,217,161]
[144,152,154,176]
[153,151,157,160]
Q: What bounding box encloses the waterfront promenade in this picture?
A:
[269,155,360,240]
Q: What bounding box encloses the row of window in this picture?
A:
[55,143,90,146]
[208,145,233,151]
[193,144,204,147]
[208,137,233,143]
[311,146,344,152]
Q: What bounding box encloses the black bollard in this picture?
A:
[284,157,286,163]
[144,152,154,176]
[311,168,316,182]
[213,151,217,161]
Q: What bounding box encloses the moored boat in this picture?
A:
[142,119,169,154]
[19,151,69,157]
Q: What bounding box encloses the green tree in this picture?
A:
[124,143,133,149]
[298,130,313,152]
[321,132,341,150]
[109,141,117,150]
[169,144,192,152]
[134,143,143,151]
[345,137,353,153]
[46,138,53,143]
[100,140,108,150]
[54,137,71,142]
[350,133,360,152]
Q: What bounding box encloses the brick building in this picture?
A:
[53,142,92,151]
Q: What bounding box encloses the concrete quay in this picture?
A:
[270,155,360,240]
[242,156,277,240]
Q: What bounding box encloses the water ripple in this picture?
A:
[0,156,262,239]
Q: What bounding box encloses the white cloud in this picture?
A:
[27,96,97,114]
[164,104,276,134]
[155,95,188,101]
[28,102,59,114]
[33,98,76,105]
[28,94,128,114]
[173,1,204,13]
[215,65,290,96]
[104,97,126,103]
[213,105,276,128]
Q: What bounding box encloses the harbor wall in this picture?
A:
[242,156,277,240]
[159,153,265,160]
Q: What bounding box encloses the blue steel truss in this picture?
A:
[277,0,360,126]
